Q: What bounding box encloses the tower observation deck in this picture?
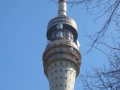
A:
[42,0,81,90]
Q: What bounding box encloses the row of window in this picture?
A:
[50,69,73,75]
[49,62,77,71]
[50,62,68,68]
[51,76,72,82]
[52,48,77,55]
[51,84,72,89]
[53,69,72,74]
[53,48,74,52]
[52,53,63,58]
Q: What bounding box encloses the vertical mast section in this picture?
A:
[58,0,67,16]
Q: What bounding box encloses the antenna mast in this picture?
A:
[58,0,67,16]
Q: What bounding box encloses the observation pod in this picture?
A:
[42,0,82,90]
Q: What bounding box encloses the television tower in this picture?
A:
[42,0,81,90]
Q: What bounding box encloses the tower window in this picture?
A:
[53,54,57,58]
[51,79,53,82]
[60,84,62,86]
[60,76,62,79]
[65,77,67,80]
[59,53,63,57]
[55,77,57,80]
[51,72,53,75]
[56,85,58,87]
[64,84,67,87]
[55,63,57,66]
[60,62,62,65]
[60,69,62,72]
[55,70,57,73]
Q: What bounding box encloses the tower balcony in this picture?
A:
[43,39,81,77]
[45,39,79,51]
[43,39,81,62]
[44,47,80,61]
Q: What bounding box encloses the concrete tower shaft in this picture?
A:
[42,0,81,90]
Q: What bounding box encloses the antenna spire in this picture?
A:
[58,0,67,16]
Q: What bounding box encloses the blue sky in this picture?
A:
[0,0,111,90]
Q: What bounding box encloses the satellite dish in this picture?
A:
[56,22,63,29]
[76,40,80,47]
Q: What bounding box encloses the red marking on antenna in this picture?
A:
[58,10,67,14]
[59,0,66,3]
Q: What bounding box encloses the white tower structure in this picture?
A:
[42,0,81,90]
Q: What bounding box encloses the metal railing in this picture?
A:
[45,48,79,59]
[44,54,80,67]
[45,41,79,50]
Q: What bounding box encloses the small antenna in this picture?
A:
[58,0,67,16]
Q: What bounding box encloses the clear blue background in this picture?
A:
[0,0,111,90]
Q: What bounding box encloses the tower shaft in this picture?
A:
[42,0,81,90]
